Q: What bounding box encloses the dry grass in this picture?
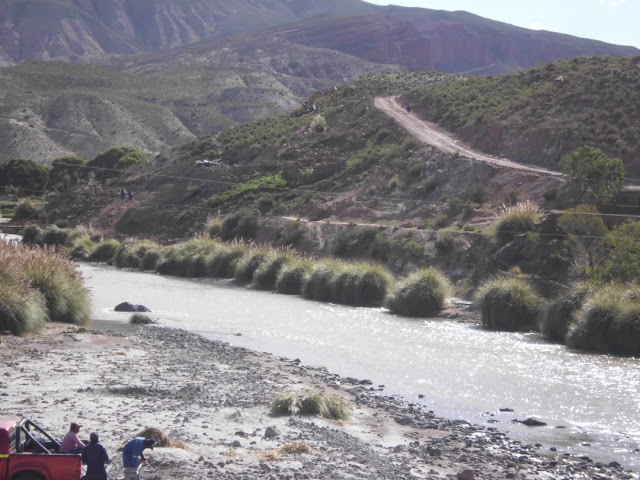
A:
[493,201,543,245]
[131,427,192,451]
[271,390,350,421]
[261,443,317,461]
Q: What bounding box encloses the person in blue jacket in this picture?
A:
[122,437,155,469]
[82,432,110,480]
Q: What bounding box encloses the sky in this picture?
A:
[365,1,640,48]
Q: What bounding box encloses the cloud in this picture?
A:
[600,0,628,6]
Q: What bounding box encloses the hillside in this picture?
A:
[404,56,640,177]
[0,0,637,72]
[0,37,396,163]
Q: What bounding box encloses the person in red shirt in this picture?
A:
[59,421,85,454]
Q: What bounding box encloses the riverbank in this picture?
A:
[1,323,636,480]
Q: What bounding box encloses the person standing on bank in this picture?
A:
[59,421,85,454]
[82,432,111,480]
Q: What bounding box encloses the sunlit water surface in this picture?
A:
[80,264,640,470]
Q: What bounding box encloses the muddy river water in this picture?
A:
[79,264,639,471]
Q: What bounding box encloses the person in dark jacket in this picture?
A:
[81,432,110,480]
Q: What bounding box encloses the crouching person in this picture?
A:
[82,432,111,480]
[123,437,155,480]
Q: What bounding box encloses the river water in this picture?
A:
[79,264,640,471]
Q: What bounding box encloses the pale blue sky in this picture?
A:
[365,1,639,48]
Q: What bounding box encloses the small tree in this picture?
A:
[558,146,625,205]
[595,220,640,282]
[0,158,50,194]
[49,155,87,191]
[558,204,608,271]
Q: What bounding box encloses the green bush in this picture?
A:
[328,262,391,307]
[276,260,314,295]
[387,268,450,317]
[116,150,147,169]
[49,156,87,191]
[594,221,640,283]
[494,201,542,245]
[221,209,261,240]
[271,390,350,420]
[476,277,543,331]
[142,250,161,271]
[14,199,42,220]
[206,218,224,238]
[541,285,592,343]
[567,285,640,356]
[89,239,121,262]
[253,252,293,290]
[275,220,306,248]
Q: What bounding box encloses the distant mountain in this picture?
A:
[0,0,637,72]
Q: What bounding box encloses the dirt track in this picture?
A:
[374,97,562,177]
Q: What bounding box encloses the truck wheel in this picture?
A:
[12,473,45,480]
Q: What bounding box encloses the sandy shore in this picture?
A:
[0,322,637,480]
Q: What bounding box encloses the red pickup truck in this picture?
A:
[0,419,82,480]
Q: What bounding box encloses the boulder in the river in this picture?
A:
[515,418,547,427]
[115,302,151,313]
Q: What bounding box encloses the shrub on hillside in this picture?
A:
[594,220,640,283]
[387,268,450,317]
[276,260,314,295]
[206,218,224,238]
[49,156,87,191]
[14,199,42,220]
[494,201,543,245]
[476,277,543,331]
[221,209,260,240]
[541,285,593,343]
[271,390,350,421]
[567,285,640,356]
[0,159,49,193]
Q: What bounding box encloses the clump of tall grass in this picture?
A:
[21,225,42,245]
[142,250,161,271]
[0,246,47,335]
[567,285,640,356]
[271,390,350,421]
[387,268,450,317]
[89,239,121,262]
[476,277,543,331]
[41,226,71,247]
[541,284,593,343]
[0,241,90,329]
[329,262,392,306]
[13,198,41,220]
[253,251,294,290]
[206,217,224,238]
[207,242,248,278]
[156,236,219,277]
[302,260,344,302]
[493,201,543,245]
[115,240,160,269]
[276,259,314,295]
[234,247,270,283]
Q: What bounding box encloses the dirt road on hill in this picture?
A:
[374,97,562,177]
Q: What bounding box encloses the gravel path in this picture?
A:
[0,324,636,480]
[374,97,561,177]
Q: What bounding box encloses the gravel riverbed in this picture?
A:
[0,323,636,480]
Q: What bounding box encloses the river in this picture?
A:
[79,263,640,471]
